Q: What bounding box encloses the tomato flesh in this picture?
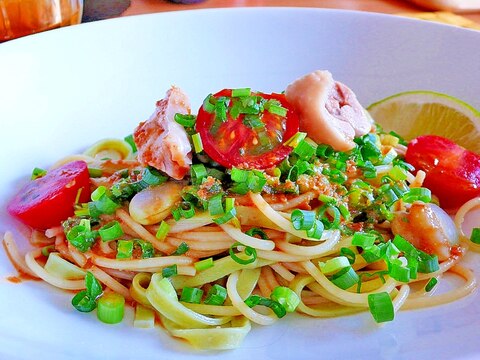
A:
[405,135,480,211]
[196,89,299,169]
[7,161,91,229]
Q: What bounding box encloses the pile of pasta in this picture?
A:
[3,137,479,351]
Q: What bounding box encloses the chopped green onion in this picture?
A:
[229,242,257,265]
[389,165,407,181]
[98,221,124,242]
[66,219,97,252]
[174,113,196,127]
[179,201,195,219]
[425,278,438,292]
[245,228,269,240]
[202,94,215,113]
[270,286,300,312]
[232,87,251,97]
[402,187,432,203]
[88,168,103,178]
[243,114,265,129]
[194,257,214,271]
[208,194,224,216]
[266,104,288,117]
[191,163,207,185]
[156,220,170,240]
[180,287,203,304]
[142,167,167,186]
[362,245,382,263]
[124,134,137,153]
[71,271,102,312]
[171,242,189,256]
[306,220,324,240]
[162,264,178,278]
[319,256,350,275]
[293,139,316,160]
[368,292,394,323]
[171,208,181,221]
[389,258,410,282]
[330,266,359,290]
[91,186,107,201]
[244,295,286,318]
[352,232,376,249]
[97,292,125,324]
[89,192,120,217]
[291,209,316,230]
[204,284,228,305]
[340,247,356,265]
[31,167,47,180]
[192,133,203,153]
[392,234,417,256]
[284,132,307,148]
[417,252,439,273]
[318,194,336,204]
[116,240,134,259]
[136,240,154,258]
[470,228,480,244]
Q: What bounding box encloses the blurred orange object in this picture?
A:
[0,0,83,42]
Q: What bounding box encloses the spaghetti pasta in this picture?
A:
[3,74,480,351]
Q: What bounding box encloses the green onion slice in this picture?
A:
[171,242,189,256]
[99,221,124,242]
[368,292,394,323]
[97,292,125,324]
[180,287,203,304]
[425,278,438,292]
[229,242,257,265]
[156,220,170,240]
[116,240,134,259]
[470,228,480,244]
[330,266,359,290]
[244,295,286,318]
[174,113,196,127]
[270,286,300,313]
[204,284,228,306]
[162,264,178,278]
[194,257,214,271]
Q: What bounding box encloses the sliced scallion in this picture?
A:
[156,220,170,240]
[244,295,286,318]
[368,292,394,323]
[180,287,203,304]
[97,292,125,324]
[270,286,300,312]
[204,284,227,305]
[98,221,124,242]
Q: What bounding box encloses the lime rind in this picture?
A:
[366,90,480,152]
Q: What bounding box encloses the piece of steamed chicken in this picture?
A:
[285,70,372,151]
[134,86,192,180]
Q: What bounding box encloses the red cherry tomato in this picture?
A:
[405,135,480,211]
[7,161,91,229]
[195,89,299,169]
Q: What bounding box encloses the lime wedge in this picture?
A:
[367,91,480,153]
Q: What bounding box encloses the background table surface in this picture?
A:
[121,0,480,22]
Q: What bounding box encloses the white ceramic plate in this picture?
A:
[0,8,479,360]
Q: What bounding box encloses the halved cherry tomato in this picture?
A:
[195,89,299,169]
[405,135,480,211]
[7,161,91,229]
